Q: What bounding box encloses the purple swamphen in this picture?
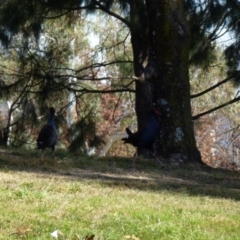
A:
[37,107,58,164]
[122,108,164,169]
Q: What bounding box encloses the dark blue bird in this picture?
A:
[122,108,164,169]
[37,107,58,164]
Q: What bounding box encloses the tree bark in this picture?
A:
[131,0,202,163]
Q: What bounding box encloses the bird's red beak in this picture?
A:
[153,108,161,115]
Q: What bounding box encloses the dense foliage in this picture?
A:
[0,0,240,163]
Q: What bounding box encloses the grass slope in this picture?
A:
[0,148,240,239]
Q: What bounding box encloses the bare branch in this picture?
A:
[191,73,238,98]
[192,96,240,120]
[94,1,130,27]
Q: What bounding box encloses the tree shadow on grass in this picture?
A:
[62,157,240,201]
[1,148,240,201]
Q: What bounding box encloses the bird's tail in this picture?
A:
[121,128,132,144]
[126,128,133,136]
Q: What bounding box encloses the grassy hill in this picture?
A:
[0,148,240,239]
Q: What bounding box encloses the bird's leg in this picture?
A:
[132,151,138,170]
[152,152,166,169]
[40,150,44,165]
[52,149,55,165]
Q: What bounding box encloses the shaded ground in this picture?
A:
[0,147,240,201]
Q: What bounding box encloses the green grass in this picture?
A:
[0,147,240,239]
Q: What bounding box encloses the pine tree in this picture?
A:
[0,0,240,163]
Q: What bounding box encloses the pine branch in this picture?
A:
[189,9,229,65]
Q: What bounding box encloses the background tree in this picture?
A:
[0,4,134,151]
[1,0,240,164]
[190,48,239,166]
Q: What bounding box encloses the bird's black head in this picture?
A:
[150,108,161,116]
[149,108,161,122]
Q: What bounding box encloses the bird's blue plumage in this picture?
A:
[37,107,58,163]
[122,109,160,152]
[122,108,166,169]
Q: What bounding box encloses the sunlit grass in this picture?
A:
[0,147,240,239]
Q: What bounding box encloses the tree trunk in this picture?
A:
[131,0,202,163]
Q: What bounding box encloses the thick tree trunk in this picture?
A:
[129,1,151,130]
[131,0,202,163]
